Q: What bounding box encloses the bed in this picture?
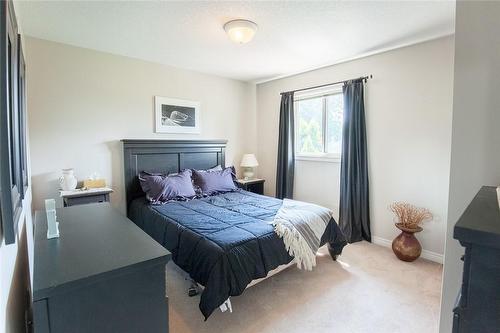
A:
[122,139,347,319]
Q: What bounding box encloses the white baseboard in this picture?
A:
[371,236,443,264]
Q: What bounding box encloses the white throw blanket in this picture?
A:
[272,199,333,271]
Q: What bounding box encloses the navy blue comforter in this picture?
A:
[129,190,347,319]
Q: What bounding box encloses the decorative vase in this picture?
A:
[59,168,77,191]
[392,223,422,262]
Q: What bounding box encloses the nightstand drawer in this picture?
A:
[245,182,264,195]
[64,193,109,207]
[236,179,265,195]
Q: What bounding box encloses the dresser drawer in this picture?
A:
[452,292,463,333]
[459,247,471,307]
[46,263,168,333]
[452,312,460,333]
[63,194,109,207]
[33,299,50,333]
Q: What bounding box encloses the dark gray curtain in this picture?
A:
[276,92,295,199]
[339,79,371,243]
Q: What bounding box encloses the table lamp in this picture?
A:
[240,154,259,180]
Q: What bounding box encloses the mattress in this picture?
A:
[128,189,347,319]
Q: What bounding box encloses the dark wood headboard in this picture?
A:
[122,139,227,210]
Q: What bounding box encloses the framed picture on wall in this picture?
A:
[154,96,201,134]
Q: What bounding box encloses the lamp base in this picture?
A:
[243,167,254,180]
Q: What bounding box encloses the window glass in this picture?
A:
[326,93,344,155]
[8,39,16,186]
[295,90,343,158]
[296,97,323,154]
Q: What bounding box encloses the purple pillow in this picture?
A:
[139,169,196,204]
[204,165,223,172]
[192,166,237,195]
[190,165,224,195]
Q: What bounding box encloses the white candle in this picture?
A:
[45,199,60,239]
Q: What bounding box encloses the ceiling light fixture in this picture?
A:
[223,19,258,44]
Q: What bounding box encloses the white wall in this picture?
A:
[0,193,32,333]
[439,2,500,332]
[25,37,257,212]
[256,36,455,258]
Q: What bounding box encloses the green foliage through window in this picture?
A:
[295,92,343,156]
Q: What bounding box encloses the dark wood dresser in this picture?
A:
[453,186,500,333]
[33,203,171,333]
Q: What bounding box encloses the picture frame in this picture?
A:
[154,96,201,134]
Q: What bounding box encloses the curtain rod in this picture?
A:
[280,75,373,95]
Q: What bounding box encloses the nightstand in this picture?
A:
[60,187,113,207]
[236,178,265,195]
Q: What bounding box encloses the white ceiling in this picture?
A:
[15,1,455,83]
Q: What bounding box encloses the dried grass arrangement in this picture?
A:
[389,202,433,231]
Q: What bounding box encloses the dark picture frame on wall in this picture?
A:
[154,96,201,134]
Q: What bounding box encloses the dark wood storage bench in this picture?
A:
[33,203,171,333]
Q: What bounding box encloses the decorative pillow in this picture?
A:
[204,165,223,172]
[198,165,236,181]
[139,169,196,204]
[192,166,237,195]
[189,165,224,195]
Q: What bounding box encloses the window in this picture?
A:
[295,87,344,161]
[18,35,28,193]
[0,1,23,244]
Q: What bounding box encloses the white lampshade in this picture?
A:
[223,19,258,44]
[240,154,259,167]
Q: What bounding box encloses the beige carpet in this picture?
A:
[168,241,443,333]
